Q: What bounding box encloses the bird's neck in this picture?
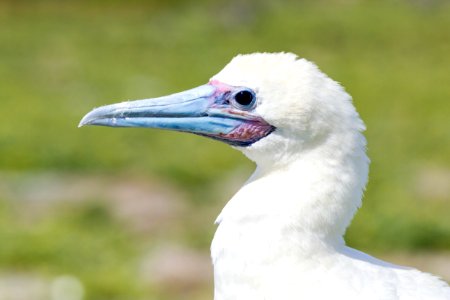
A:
[211,129,369,292]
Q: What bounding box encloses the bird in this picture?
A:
[79,52,450,300]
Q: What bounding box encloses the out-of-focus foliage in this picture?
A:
[0,0,449,299]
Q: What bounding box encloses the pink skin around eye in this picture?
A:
[204,80,275,146]
[208,80,234,94]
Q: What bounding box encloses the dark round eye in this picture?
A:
[232,89,256,110]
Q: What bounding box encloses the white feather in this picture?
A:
[209,53,450,300]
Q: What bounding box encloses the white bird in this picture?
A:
[80,52,450,300]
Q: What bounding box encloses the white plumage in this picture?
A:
[81,52,450,300]
[210,53,450,300]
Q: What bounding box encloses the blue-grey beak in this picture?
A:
[79,82,274,147]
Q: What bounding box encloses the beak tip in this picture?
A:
[78,110,97,128]
[79,102,126,128]
[78,115,90,128]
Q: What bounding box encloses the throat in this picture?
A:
[211,131,369,293]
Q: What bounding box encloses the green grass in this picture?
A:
[0,0,449,298]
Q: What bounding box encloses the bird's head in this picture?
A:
[80,53,365,167]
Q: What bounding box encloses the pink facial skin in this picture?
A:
[201,80,275,147]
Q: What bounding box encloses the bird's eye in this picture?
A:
[232,89,256,110]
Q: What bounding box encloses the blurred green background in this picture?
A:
[0,0,449,299]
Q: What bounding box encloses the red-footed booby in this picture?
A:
[80,53,450,300]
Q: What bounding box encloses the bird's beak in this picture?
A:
[79,81,274,147]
